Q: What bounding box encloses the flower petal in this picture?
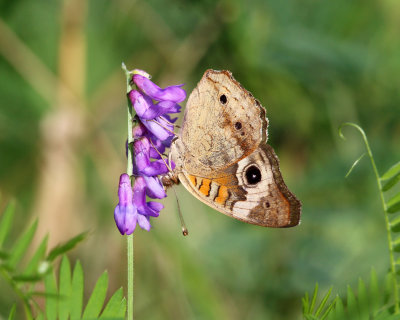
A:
[141,116,174,142]
[143,176,166,199]
[114,203,137,235]
[129,90,154,118]
[133,74,186,103]
[133,138,151,174]
[147,201,164,212]
[124,206,138,235]
[147,137,165,159]
[132,122,147,139]
[141,159,169,176]
[118,174,133,206]
[137,214,151,231]
[140,101,181,120]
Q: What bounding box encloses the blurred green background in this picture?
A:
[0,0,400,319]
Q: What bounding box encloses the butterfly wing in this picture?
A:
[179,69,268,176]
[168,69,301,227]
[176,143,300,227]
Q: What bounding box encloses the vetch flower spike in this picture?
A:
[115,66,186,235]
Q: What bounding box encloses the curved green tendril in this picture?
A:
[339,122,399,314]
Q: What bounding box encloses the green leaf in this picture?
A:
[0,249,9,259]
[357,278,369,319]
[0,200,15,248]
[46,232,88,262]
[321,296,338,320]
[315,287,333,317]
[392,238,400,252]
[45,272,58,320]
[387,192,400,214]
[59,256,71,320]
[70,261,84,320]
[35,314,44,320]
[117,297,127,319]
[382,173,400,192]
[309,283,319,314]
[12,274,43,282]
[302,292,310,315]
[345,153,365,178]
[346,285,359,319]
[388,192,400,208]
[100,287,125,319]
[381,161,400,181]
[82,271,109,319]
[369,268,380,313]
[23,234,48,276]
[390,216,400,232]
[334,296,345,320]
[8,220,38,269]
[7,304,16,320]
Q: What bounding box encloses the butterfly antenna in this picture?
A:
[149,138,173,173]
[148,119,177,136]
[172,185,189,236]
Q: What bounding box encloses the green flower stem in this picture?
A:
[127,234,134,320]
[0,268,33,319]
[122,62,135,320]
[339,122,399,313]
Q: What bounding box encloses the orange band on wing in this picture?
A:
[215,185,229,205]
[199,178,211,196]
[188,174,197,187]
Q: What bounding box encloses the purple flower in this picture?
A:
[133,74,186,103]
[133,177,164,220]
[114,174,162,234]
[114,174,137,235]
[114,68,186,235]
[132,137,174,177]
[129,90,181,120]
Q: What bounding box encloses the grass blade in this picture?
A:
[70,261,84,319]
[334,296,345,320]
[8,220,38,269]
[321,296,338,320]
[59,256,71,320]
[0,200,15,248]
[82,271,109,319]
[302,292,310,315]
[357,277,369,319]
[315,287,333,316]
[369,268,380,312]
[23,234,48,276]
[47,232,88,262]
[381,161,400,181]
[35,314,44,320]
[100,287,124,319]
[44,272,58,320]
[346,285,359,319]
[309,283,319,314]
[7,304,16,320]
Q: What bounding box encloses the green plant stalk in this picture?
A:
[340,122,399,313]
[0,268,33,319]
[122,62,134,320]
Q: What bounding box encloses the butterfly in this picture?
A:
[162,70,301,227]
